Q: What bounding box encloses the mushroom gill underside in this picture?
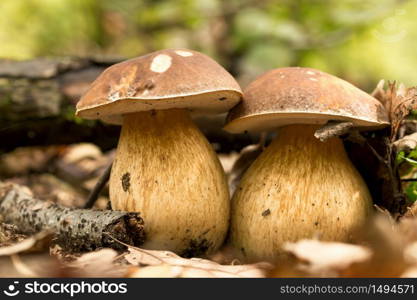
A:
[230,124,373,262]
[109,108,229,256]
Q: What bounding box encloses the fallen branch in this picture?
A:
[0,183,145,251]
[314,121,354,142]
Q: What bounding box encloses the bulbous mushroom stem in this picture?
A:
[110,109,229,256]
[230,124,373,262]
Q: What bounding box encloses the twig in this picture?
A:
[314,121,354,142]
[84,162,113,209]
[365,141,389,166]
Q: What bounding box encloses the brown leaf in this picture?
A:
[375,81,417,141]
[6,174,86,207]
[401,267,417,278]
[124,247,271,278]
[371,79,386,103]
[283,239,372,276]
[343,215,410,277]
[0,231,52,256]
[0,253,60,277]
[403,241,417,264]
[0,146,60,177]
[55,145,114,195]
[60,143,102,164]
[66,248,128,277]
[393,132,417,153]
[403,202,417,218]
[228,144,263,195]
[218,152,240,176]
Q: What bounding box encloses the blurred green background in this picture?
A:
[0,0,415,91]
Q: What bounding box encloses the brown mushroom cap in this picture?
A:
[76,49,242,124]
[224,67,389,133]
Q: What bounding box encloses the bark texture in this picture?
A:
[0,57,121,152]
[0,182,145,251]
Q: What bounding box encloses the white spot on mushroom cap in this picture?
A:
[306,71,316,75]
[150,54,172,73]
[175,50,193,57]
[309,77,318,82]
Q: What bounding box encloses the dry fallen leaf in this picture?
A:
[124,246,271,278]
[227,144,263,195]
[56,145,114,186]
[403,241,417,264]
[283,239,372,276]
[372,80,417,141]
[66,248,128,277]
[0,231,52,256]
[0,146,60,177]
[0,254,60,278]
[218,152,240,175]
[401,267,417,278]
[403,202,417,218]
[61,143,102,164]
[393,132,417,153]
[6,174,86,207]
[398,217,417,243]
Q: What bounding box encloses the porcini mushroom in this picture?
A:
[76,49,242,256]
[224,67,389,262]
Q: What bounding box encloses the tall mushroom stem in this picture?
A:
[110,108,229,256]
[230,124,373,262]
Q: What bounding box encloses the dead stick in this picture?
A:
[84,162,113,209]
[314,121,354,142]
[0,183,145,251]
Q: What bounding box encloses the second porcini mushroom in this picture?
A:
[76,49,242,256]
[224,67,389,262]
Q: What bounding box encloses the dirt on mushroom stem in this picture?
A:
[229,124,373,263]
[109,108,229,256]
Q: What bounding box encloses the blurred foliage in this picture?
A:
[0,0,416,90]
[397,149,417,202]
[405,181,417,202]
